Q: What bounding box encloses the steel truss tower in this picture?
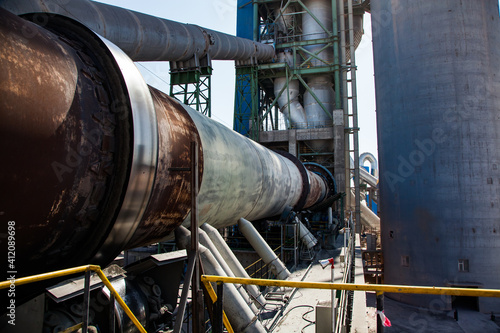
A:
[235,0,366,223]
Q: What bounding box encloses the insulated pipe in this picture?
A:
[238,218,291,280]
[198,228,259,313]
[0,0,274,62]
[0,11,332,278]
[175,227,266,333]
[349,191,380,230]
[274,76,307,128]
[359,152,378,178]
[201,223,266,308]
[297,218,318,250]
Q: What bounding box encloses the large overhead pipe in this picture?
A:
[0,0,274,62]
[0,9,335,279]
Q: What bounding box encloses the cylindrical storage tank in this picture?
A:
[372,0,500,312]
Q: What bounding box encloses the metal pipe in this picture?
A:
[201,223,266,309]
[359,152,378,178]
[297,218,318,249]
[238,218,291,280]
[349,191,380,230]
[175,226,266,333]
[0,0,274,62]
[198,228,259,314]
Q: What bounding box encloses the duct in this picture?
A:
[350,156,378,188]
[198,228,259,314]
[328,207,333,228]
[175,227,266,333]
[359,152,378,178]
[296,218,318,249]
[349,191,379,230]
[238,218,291,280]
[0,10,333,278]
[201,223,266,309]
[0,0,274,62]
[274,53,308,129]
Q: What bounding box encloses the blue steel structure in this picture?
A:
[234,0,256,138]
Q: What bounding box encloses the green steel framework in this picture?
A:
[170,66,212,118]
[233,0,362,225]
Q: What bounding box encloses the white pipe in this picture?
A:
[175,226,266,333]
[296,217,318,249]
[359,152,378,178]
[274,54,307,129]
[328,207,333,228]
[201,223,266,308]
[198,228,259,314]
[238,218,290,280]
[349,191,380,230]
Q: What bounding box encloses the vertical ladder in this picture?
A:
[339,0,361,233]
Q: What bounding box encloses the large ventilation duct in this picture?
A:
[0,9,334,279]
[0,0,274,62]
[372,0,500,312]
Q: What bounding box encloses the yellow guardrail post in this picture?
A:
[201,279,234,333]
[376,291,384,333]
[0,265,147,333]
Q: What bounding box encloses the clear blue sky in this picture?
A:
[96,0,378,157]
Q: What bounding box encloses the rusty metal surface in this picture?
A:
[304,172,327,208]
[0,10,132,277]
[89,34,158,264]
[0,0,275,62]
[125,88,203,249]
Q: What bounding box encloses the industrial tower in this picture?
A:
[234,0,368,229]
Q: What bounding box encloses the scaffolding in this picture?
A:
[170,60,212,118]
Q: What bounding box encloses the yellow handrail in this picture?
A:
[201,280,234,333]
[201,275,500,298]
[0,265,147,333]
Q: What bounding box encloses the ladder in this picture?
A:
[340,0,361,233]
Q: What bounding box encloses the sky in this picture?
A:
[96,0,378,158]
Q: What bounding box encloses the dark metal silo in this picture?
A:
[372,0,500,312]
